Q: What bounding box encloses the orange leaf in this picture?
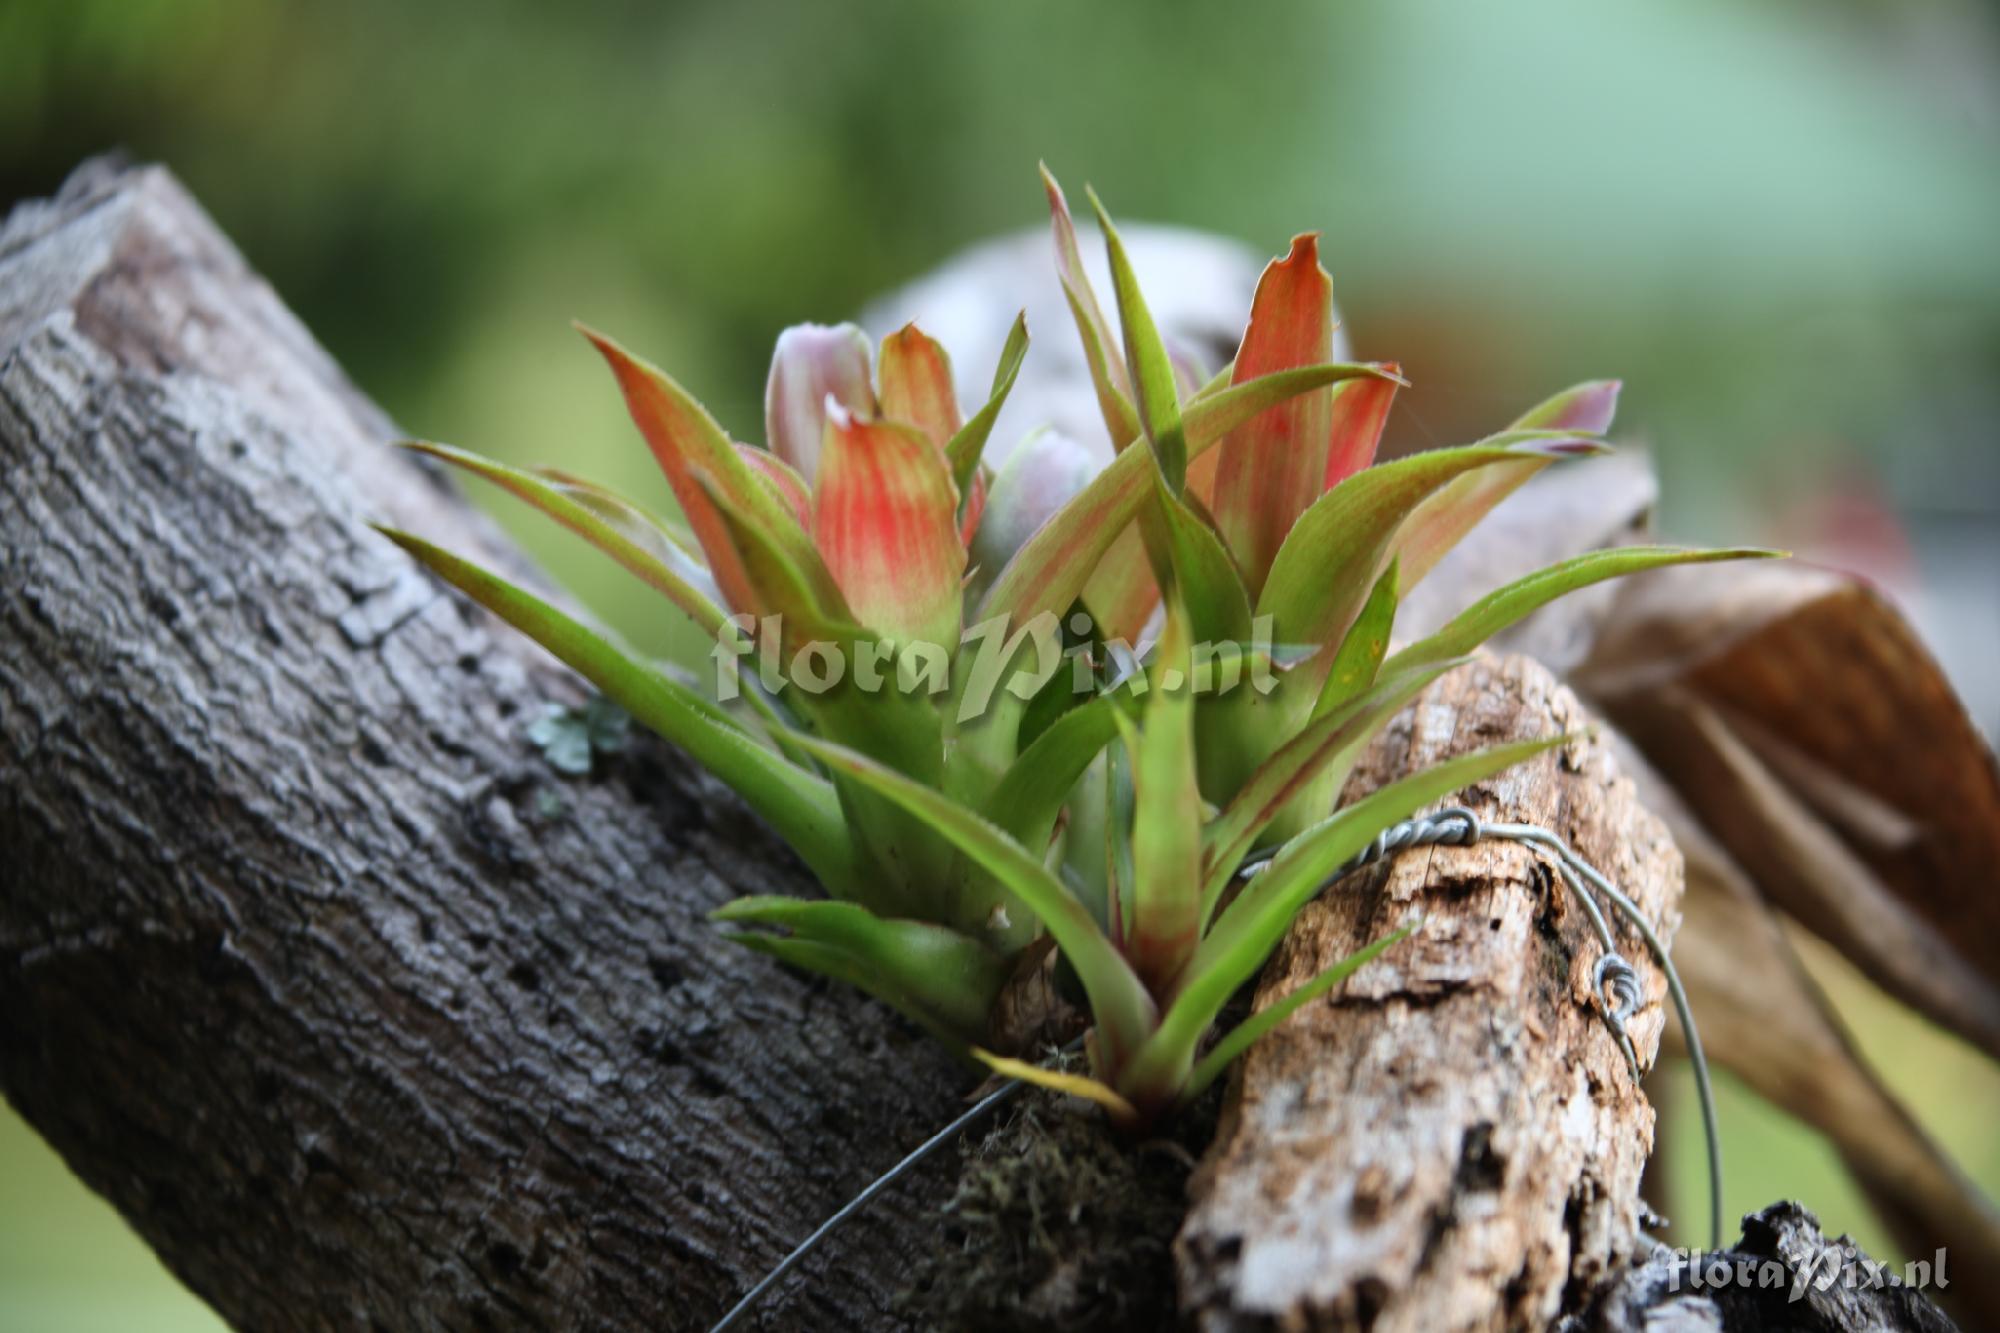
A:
[877,324,963,452]
[1211,235,1334,598]
[1322,365,1400,491]
[581,324,810,619]
[813,404,966,648]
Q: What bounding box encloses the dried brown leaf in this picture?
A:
[1579,564,2000,1062]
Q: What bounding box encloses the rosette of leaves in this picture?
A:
[381,171,1768,1125]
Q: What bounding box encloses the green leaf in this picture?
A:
[1088,186,1188,493]
[1180,921,1418,1104]
[1511,379,1621,433]
[1313,559,1399,721]
[1184,362,1408,453]
[1104,733,1138,946]
[1268,560,1406,839]
[723,933,972,1050]
[977,360,1399,632]
[1126,736,1564,1100]
[1118,600,1203,993]
[713,896,1007,1042]
[1150,470,1252,644]
[945,310,1030,501]
[403,441,730,637]
[692,471,863,650]
[695,472,961,922]
[985,692,1126,854]
[1197,658,1461,924]
[1052,749,1111,927]
[530,464,701,559]
[1384,545,1784,677]
[1387,432,1607,590]
[581,323,822,618]
[1145,474,1262,806]
[518,460,814,756]
[1080,522,1161,645]
[377,528,858,896]
[1040,164,1140,448]
[1258,438,1600,694]
[779,728,1158,1063]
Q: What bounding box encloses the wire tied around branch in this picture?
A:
[1242,805,1721,1249]
[710,809,1724,1332]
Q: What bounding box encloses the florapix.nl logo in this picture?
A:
[1666,1242,1948,1304]
[711,609,1287,722]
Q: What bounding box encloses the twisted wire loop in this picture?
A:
[1242,804,1721,1249]
[712,813,1727,1329]
[1248,808,1649,1082]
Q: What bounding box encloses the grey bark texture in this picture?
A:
[0,158,969,1332]
[0,160,1959,1333]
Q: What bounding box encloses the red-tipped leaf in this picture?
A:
[580,323,815,619]
[1323,365,1401,491]
[1041,164,1140,448]
[978,361,1399,632]
[814,402,966,648]
[1212,235,1335,597]
[1260,439,1597,666]
[877,323,963,451]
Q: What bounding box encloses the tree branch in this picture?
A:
[1,160,1960,1333]
[0,158,963,1332]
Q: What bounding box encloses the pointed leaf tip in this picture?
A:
[579,323,812,619]
[1087,184,1188,493]
[1213,229,1336,595]
[1512,380,1622,434]
[878,323,962,453]
[1043,167,1140,447]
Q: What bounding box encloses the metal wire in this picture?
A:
[710,810,1725,1329]
[1245,806,1724,1249]
[707,1072,1033,1332]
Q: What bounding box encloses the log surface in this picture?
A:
[0,159,968,1332]
[1179,657,1678,1332]
[2,160,1957,1333]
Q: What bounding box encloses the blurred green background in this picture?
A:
[4,0,1996,1325]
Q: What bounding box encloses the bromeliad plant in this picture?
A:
[382,168,1767,1126]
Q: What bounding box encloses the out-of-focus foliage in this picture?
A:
[4,0,1997,1325]
[7,0,1996,634]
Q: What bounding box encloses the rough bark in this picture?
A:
[0,160,1959,1333]
[1179,658,1676,1331]
[0,158,971,1332]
